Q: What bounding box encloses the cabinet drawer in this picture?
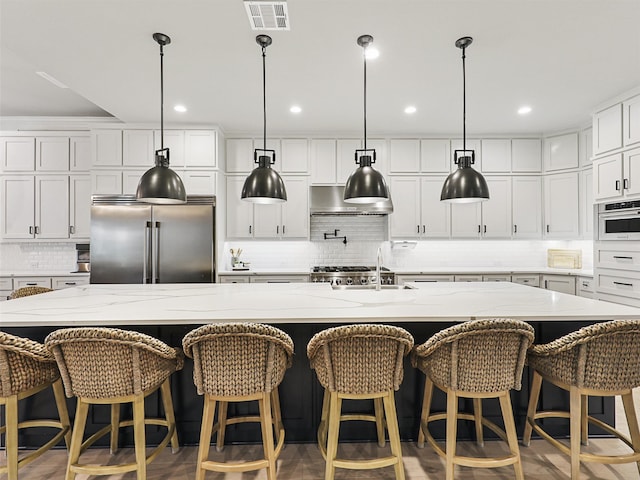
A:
[595,269,640,299]
[218,275,250,284]
[483,274,512,282]
[578,277,593,292]
[0,278,13,290]
[511,275,540,287]
[596,248,640,271]
[250,275,309,283]
[454,275,483,282]
[52,277,89,289]
[13,277,52,289]
[397,275,454,284]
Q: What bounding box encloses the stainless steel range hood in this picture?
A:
[310,185,393,215]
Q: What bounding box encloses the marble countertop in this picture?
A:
[0,271,90,277]
[2,282,638,328]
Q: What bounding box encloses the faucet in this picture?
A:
[376,246,382,291]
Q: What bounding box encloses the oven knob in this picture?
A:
[346,277,353,285]
[386,277,394,285]
[371,275,377,284]
[335,278,342,286]
[312,277,318,283]
[360,277,368,285]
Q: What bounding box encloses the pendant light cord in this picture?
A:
[159,43,164,151]
[461,44,466,154]
[363,48,367,151]
[262,45,267,153]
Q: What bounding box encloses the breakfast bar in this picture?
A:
[2,281,640,446]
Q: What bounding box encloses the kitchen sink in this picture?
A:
[331,284,415,290]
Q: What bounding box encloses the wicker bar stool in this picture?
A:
[0,332,71,479]
[182,323,294,480]
[9,286,53,299]
[45,327,183,480]
[412,318,534,480]
[307,324,414,480]
[523,319,640,480]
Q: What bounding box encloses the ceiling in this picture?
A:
[1,0,640,137]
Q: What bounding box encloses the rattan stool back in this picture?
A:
[9,286,53,299]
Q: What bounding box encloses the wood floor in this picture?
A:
[8,437,640,479]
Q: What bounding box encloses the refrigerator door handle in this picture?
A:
[144,221,152,283]
[153,221,160,283]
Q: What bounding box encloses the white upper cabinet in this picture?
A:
[122,170,148,195]
[593,103,623,155]
[451,139,482,172]
[593,153,623,202]
[69,175,91,239]
[389,139,420,173]
[420,176,450,238]
[579,168,594,239]
[91,170,122,195]
[280,139,309,174]
[185,130,217,168]
[481,139,511,173]
[544,133,579,171]
[2,176,34,238]
[310,139,336,184]
[70,136,91,171]
[91,130,122,166]
[544,172,579,238]
[366,139,388,177]
[154,130,185,168]
[280,177,309,238]
[421,139,451,173]
[623,94,640,147]
[512,176,542,238]
[226,176,254,238]
[451,202,482,238]
[1,136,72,172]
[512,139,542,172]
[453,176,512,239]
[122,130,154,167]
[579,128,593,167]
[1,137,35,171]
[36,137,69,171]
[181,170,217,195]
[337,139,361,184]
[226,138,280,173]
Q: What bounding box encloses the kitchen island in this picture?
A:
[3,282,640,446]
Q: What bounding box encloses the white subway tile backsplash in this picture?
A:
[0,242,77,272]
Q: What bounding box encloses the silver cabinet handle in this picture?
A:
[616,180,621,191]
[613,281,633,287]
[144,221,151,283]
[624,178,629,190]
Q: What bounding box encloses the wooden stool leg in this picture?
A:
[383,391,405,480]
[110,403,120,454]
[417,377,434,448]
[473,397,484,447]
[318,388,330,451]
[569,386,581,480]
[196,396,216,480]
[445,388,458,480]
[374,397,386,447]
[132,394,147,480]
[499,391,524,480]
[66,399,89,480]
[52,379,72,448]
[621,391,640,476]
[160,379,180,453]
[523,370,543,446]
[325,392,341,480]
[259,392,277,480]
[216,401,228,452]
[581,394,589,446]
[5,395,18,480]
[271,388,284,445]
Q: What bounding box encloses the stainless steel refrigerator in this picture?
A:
[90,195,215,284]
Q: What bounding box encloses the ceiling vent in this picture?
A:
[244,1,290,30]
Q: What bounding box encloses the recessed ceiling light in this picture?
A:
[290,105,302,113]
[365,47,379,60]
[35,71,68,89]
[174,105,187,113]
[518,105,532,115]
[404,106,417,114]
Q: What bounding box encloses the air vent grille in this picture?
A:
[244,1,290,30]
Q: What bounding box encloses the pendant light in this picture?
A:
[440,36,489,204]
[241,35,287,204]
[136,33,186,204]
[344,34,390,204]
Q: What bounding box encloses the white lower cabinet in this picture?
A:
[52,276,90,289]
[218,274,309,283]
[577,276,594,298]
[512,274,540,288]
[0,277,12,301]
[454,275,482,282]
[13,277,52,289]
[483,274,511,282]
[396,274,454,284]
[594,242,640,304]
[218,275,250,284]
[541,274,576,295]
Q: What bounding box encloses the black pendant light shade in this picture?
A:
[137,32,186,204]
[440,36,489,203]
[241,35,287,204]
[344,34,390,204]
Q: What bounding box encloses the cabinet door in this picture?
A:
[421,139,450,173]
[420,177,450,238]
[593,103,623,154]
[185,130,216,168]
[70,175,91,239]
[451,202,482,238]
[579,168,594,239]
[91,130,122,166]
[542,274,576,295]
[281,177,309,238]
[122,170,148,195]
[36,175,69,239]
[155,130,185,168]
[226,138,254,173]
[579,128,593,167]
[36,137,69,171]
[544,133,579,171]
[181,170,217,195]
[367,139,388,177]
[482,177,512,238]
[512,138,541,172]
[280,139,309,174]
[253,203,281,238]
[481,139,511,173]
[123,130,154,167]
[70,136,91,171]
[2,176,34,238]
[623,147,640,199]
[592,153,623,202]
[624,95,640,147]
[337,139,361,184]
[91,170,122,194]
[512,176,542,238]
[389,177,420,238]
[389,139,420,173]
[310,139,337,184]
[544,172,579,238]
[1,137,35,171]
[226,177,254,238]
[451,139,482,172]
[512,275,540,287]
